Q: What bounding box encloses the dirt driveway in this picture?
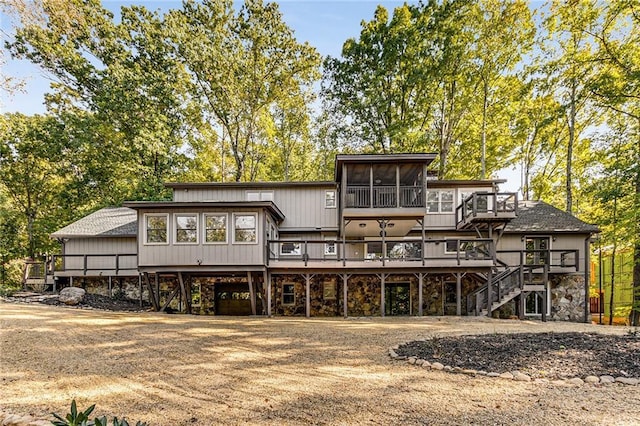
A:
[1,302,638,425]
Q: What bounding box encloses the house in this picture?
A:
[41,153,599,321]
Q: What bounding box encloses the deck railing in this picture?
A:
[456,192,518,226]
[345,185,424,208]
[49,253,139,276]
[267,238,494,267]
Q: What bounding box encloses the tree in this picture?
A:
[0,114,67,257]
[540,0,601,214]
[166,0,321,182]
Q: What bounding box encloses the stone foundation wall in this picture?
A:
[64,276,148,302]
[550,273,586,322]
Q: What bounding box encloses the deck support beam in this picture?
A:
[486,269,493,317]
[302,274,315,318]
[266,271,272,317]
[456,272,462,316]
[414,272,425,316]
[178,272,190,314]
[138,274,143,308]
[379,273,388,317]
[247,272,256,315]
[143,273,159,311]
[342,273,350,318]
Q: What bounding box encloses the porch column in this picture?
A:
[178,272,190,314]
[108,276,112,297]
[342,273,349,318]
[138,274,142,308]
[542,290,547,322]
[380,273,386,317]
[456,273,462,316]
[267,272,272,317]
[519,292,526,320]
[247,272,256,316]
[486,269,493,317]
[304,274,313,318]
[417,273,424,316]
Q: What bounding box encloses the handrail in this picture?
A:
[267,238,495,265]
[456,192,518,227]
[495,249,579,270]
[49,253,138,275]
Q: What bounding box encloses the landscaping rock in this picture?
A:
[431,362,444,370]
[513,372,531,382]
[600,375,615,384]
[58,287,86,305]
[615,377,639,386]
[567,377,584,386]
[499,372,514,380]
[584,376,599,384]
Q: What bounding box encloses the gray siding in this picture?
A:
[63,237,137,275]
[136,208,266,267]
[173,186,338,230]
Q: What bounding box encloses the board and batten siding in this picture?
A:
[172,185,338,230]
[63,237,137,275]
[136,208,265,267]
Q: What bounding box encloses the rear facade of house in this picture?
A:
[39,153,599,321]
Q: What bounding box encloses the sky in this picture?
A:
[0,0,521,191]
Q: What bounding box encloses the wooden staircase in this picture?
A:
[468,264,549,318]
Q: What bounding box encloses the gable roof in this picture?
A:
[51,207,137,239]
[504,201,599,234]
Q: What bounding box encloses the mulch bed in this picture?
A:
[4,292,149,312]
[397,332,640,379]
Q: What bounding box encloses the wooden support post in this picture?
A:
[178,272,190,314]
[247,272,256,316]
[266,271,272,317]
[305,274,311,318]
[108,276,112,297]
[342,274,349,318]
[262,270,269,315]
[542,290,547,322]
[486,269,493,317]
[380,273,386,317]
[70,276,74,287]
[155,273,160,308]
[138,274,143,308]
[519,293,526,320]
[417,273,424,316]
[143,273,159,311]
[456,273,462,316]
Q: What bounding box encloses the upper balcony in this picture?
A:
[336,154,436,220]
[456,192,518,230]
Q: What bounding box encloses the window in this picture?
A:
[325,190,336,208]
[324,241,337,256]
[233,214,257,243]
[323,279,337,300]
[280,241,302,255]
[246,191,273,201]
[175,214,198,244]
[204,214,227,243]
[282,283,295,305]
[145,214,168,244]
[426,190,454,213]
[525,236,550,265]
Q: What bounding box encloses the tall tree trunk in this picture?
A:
[566,76,576,214]
[609,196,618,326]
[631,126,640,326]
[481,80,488,180]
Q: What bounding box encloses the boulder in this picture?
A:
[59,287,86,305]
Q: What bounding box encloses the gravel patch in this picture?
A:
[396,332,640,379]
[1,302,639,425]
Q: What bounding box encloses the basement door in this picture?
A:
[385,282,410,316]
[215,283,252,315]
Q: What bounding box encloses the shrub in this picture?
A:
[51,400,147,426]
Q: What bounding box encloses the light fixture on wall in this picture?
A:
[387,223,395,229]
[359,223,367,228]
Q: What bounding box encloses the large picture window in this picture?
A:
[175,214,198,244]
[233,214,257,243]
[145,214,168,244]
[426,190,454,213]
[204,214,227,243]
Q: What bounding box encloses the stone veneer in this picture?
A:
[67,276,148,303]
[549,273,586,322]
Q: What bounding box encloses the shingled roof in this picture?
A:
[504,201,599,234]
[51,207,137,238]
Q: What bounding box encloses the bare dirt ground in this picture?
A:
[1,302,639,426]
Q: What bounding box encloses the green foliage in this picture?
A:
[51,400,147,426]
